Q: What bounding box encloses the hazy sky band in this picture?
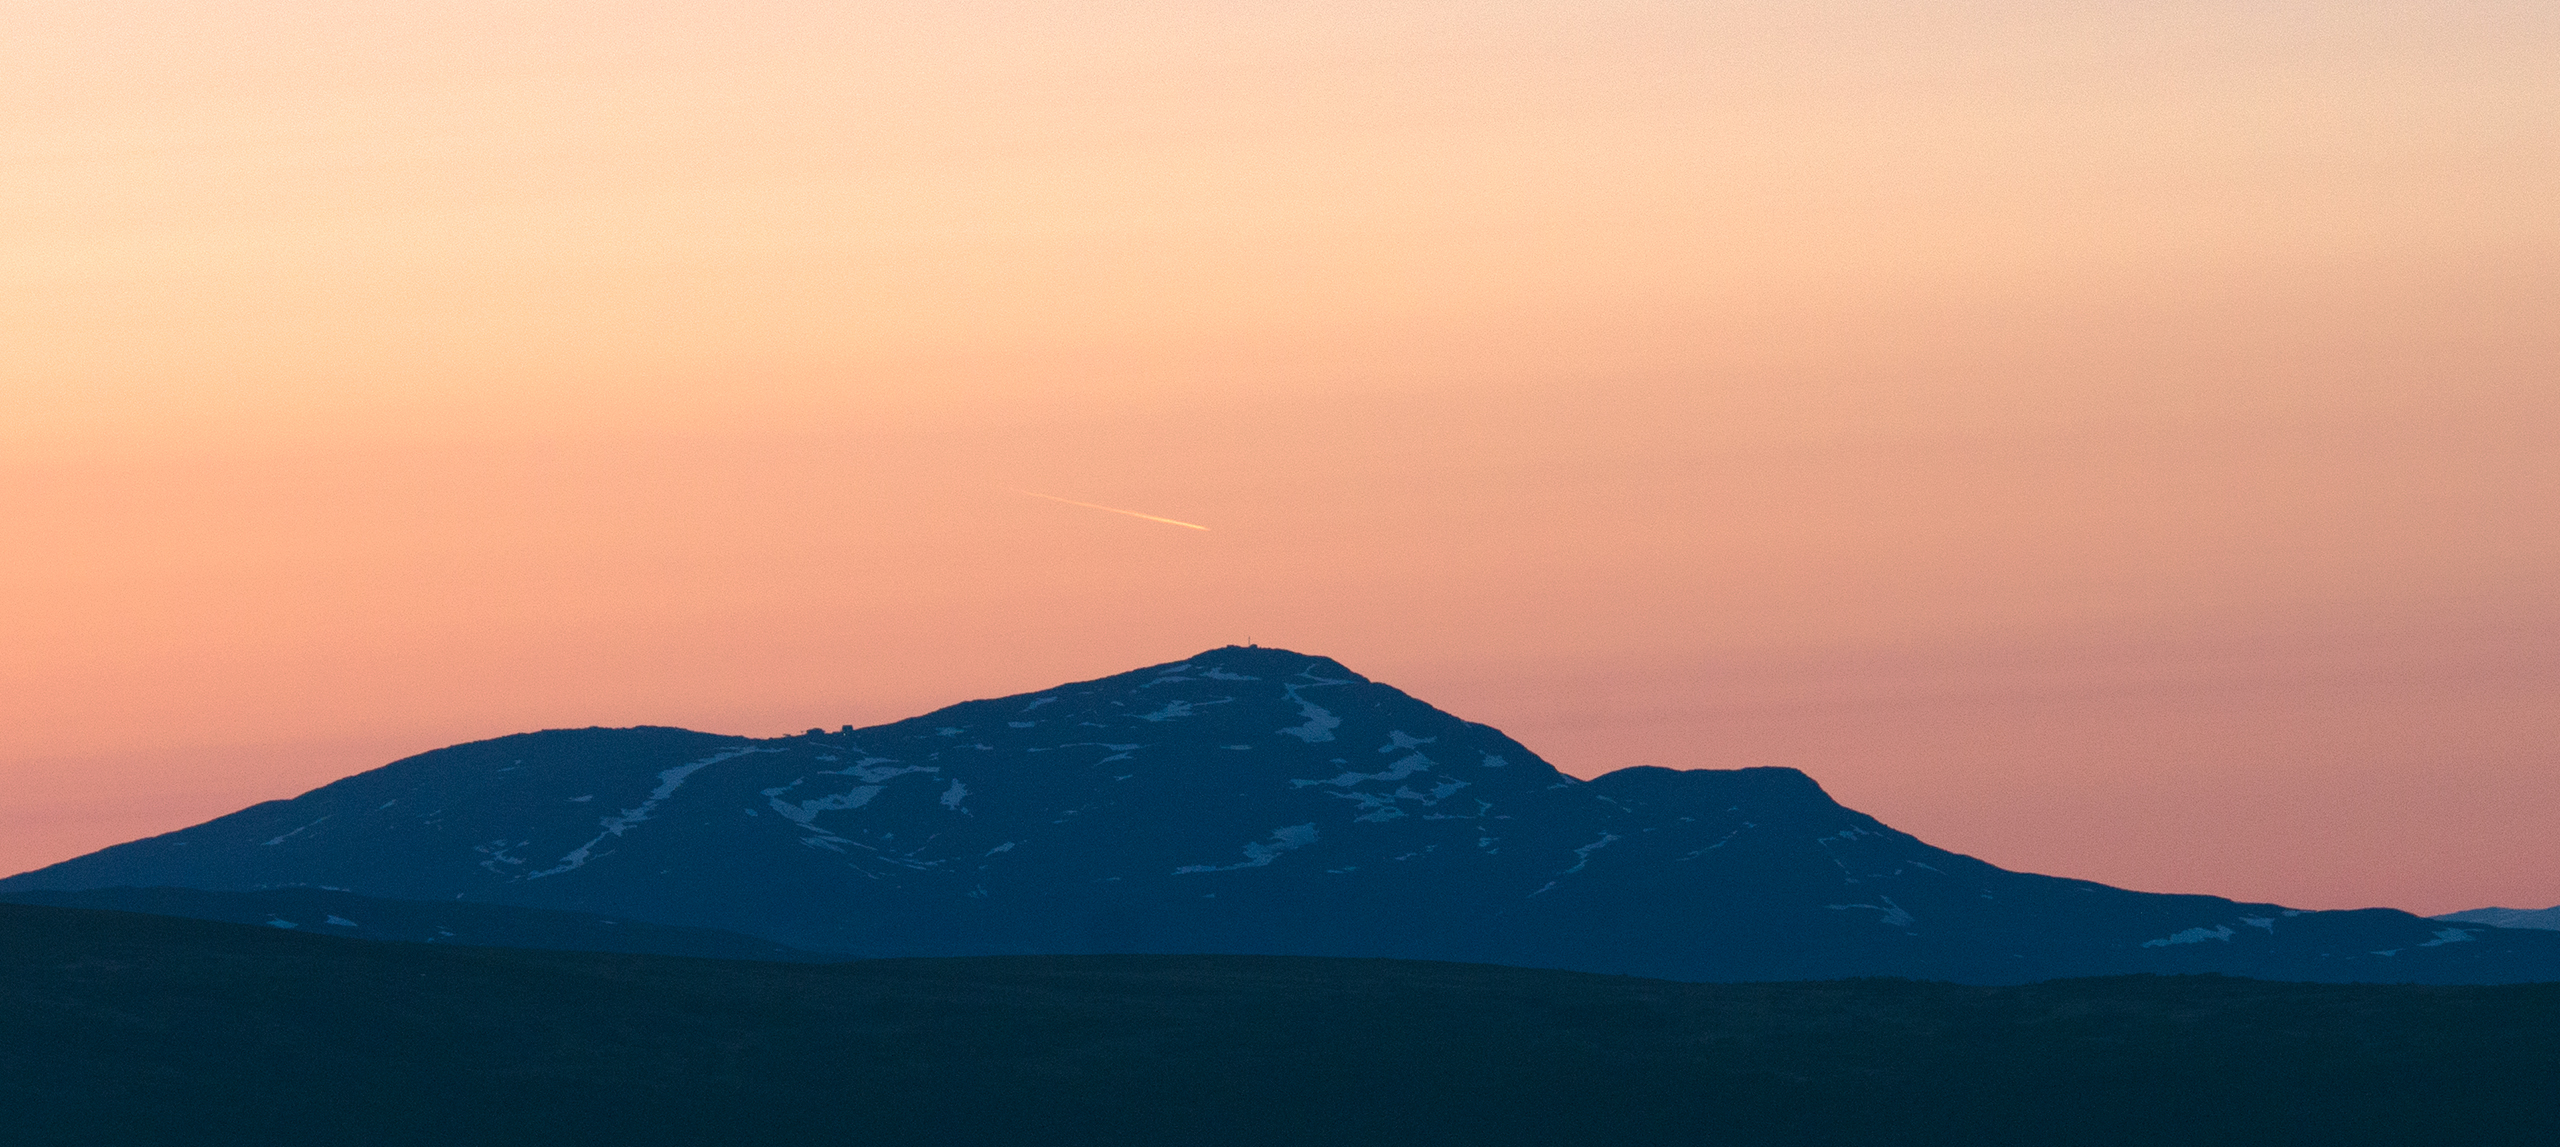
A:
[2,2,2555,913]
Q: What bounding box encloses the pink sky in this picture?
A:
[5,2,2556,913]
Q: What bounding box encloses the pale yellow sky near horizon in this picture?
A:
[5,1,2557,913]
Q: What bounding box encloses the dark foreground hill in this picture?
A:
[15,646,2560,983]
[5,902,2557,1147]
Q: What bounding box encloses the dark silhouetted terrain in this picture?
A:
[6,901,2557,1146]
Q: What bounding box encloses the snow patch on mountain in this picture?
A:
[528,745,761,879]
[262,816,329,847]
[1562,833,1620,875]
[1828,897,1916,928]
[1140,698,1234,722]
[826,761,931,783]
[2143,925,2236,948]
[1174,824,1319,874]
[1295,752,1434,791]
[771,787,883,824]
[1277,686,1343,744]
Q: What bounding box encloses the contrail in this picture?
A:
[1014,490,1210,531]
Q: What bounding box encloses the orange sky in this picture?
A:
[5,2,2556,914]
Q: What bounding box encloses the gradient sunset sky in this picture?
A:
[5,1,2556,914]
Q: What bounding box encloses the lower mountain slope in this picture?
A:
[7,902,2558,1147]
[10,646,2556,984]
[0,885,821,960]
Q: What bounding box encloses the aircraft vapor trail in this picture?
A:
[1014,490,1210,531]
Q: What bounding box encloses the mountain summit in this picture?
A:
[11,647,2557,983]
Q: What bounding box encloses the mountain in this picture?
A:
[11,900,2560,1147]
[10,646,2558,984]
[2437,906,2560,932]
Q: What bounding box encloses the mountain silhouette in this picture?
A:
[10,646,2556,983]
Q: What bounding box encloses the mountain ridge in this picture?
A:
[2436,905,2560,932]
[11,645,2558,984]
